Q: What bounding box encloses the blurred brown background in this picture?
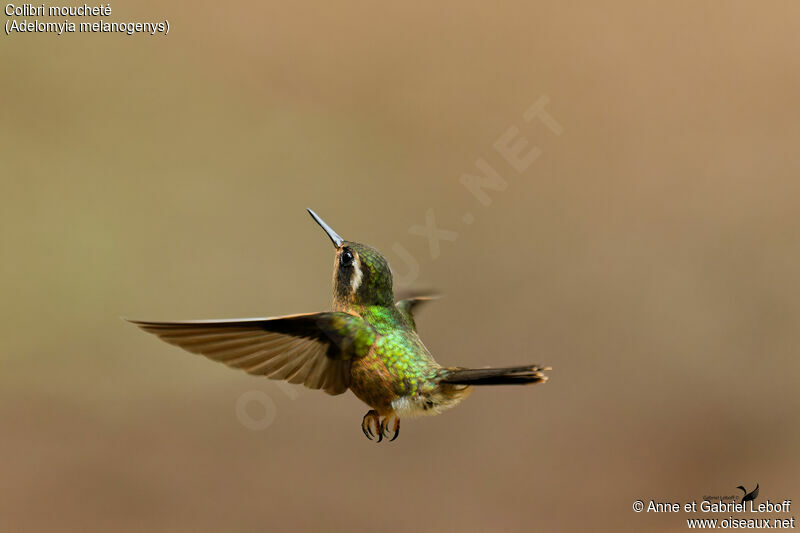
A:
[2,1,799,531]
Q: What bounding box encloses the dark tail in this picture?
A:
[439,365,550,386]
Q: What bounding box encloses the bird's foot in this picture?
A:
[361,411,400,442]
[380,414,400,442]
[361,410,380,441]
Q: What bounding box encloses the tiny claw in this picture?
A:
[390,418,400,442]
[361,410,380,441]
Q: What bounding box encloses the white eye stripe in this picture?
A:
[350,253,363,294]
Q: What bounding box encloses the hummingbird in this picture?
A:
[128,209,550,442]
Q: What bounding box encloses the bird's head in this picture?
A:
[307,209,394,310]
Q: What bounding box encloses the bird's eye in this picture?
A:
[340,250,354,267]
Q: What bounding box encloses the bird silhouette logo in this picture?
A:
[737,483,759,504]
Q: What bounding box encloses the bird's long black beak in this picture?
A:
[307,208,344,248]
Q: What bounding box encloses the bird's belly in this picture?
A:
[391,386,473,418]
[349,345,468,417]
[349,353,404,414]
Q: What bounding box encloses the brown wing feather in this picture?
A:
[127,313,356,395]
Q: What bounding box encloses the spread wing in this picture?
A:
[127,312,374,395]
[395,295,439,330]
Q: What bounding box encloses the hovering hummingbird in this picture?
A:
[128,209,550,442]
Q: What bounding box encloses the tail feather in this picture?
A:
[439,365,550,386]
